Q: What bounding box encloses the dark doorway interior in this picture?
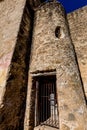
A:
[34,75,59,128]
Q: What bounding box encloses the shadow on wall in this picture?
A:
[66,16,87,105]
[0,0,4,2]
[0,1,34,130]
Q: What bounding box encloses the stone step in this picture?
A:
[34,125,59,130]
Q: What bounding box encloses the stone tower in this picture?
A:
[0,0,87,130]
[24,1,87,130]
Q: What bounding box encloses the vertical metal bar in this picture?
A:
[42,82,44,122]
[48,83,50,125]
[50,82,52,125]
[41,81,43,123]
[47,83,49,123]
[51,82,53,124]
[53,83,55,124]
[35,81,38,126]
[46,83,47,123]
[55,82,57,126]
[41,82,42,123]
[55,80,58,127]
[56,81,58,127]
[50,83,52,124]
[43,83,46,121]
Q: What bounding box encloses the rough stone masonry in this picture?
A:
[0,0,87,130]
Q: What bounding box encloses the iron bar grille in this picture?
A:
[34,75,59,128]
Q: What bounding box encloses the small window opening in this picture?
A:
[34,75,59,128]
[55,26,61,38]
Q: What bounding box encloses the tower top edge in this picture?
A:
[33,0,65,13]
[45,0,60,3]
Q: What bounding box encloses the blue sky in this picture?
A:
[58,0,87,13]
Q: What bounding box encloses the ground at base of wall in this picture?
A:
[34,125,59,130]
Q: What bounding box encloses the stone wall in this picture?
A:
[0,0,34,130]
[0,0,26,106]
[0,0,87,130]
[29,2,66,72]
[25,2,87,130]
[67,5,87,98]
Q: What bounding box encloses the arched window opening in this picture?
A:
[55,26,61,38]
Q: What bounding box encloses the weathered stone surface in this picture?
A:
[30,2,66,72]
[0,0,26,106]
[67,6,87,98]
[29,0,41,9]
[61,124,70,130]
[28,1,87,130]
[24,76,35,130]
[68,113,76,121]
[0,1,34,130]
[0,0,87,130]
[0,0,42,107]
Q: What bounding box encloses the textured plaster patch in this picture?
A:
[0,52,13,105]
[61,119,78,130]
